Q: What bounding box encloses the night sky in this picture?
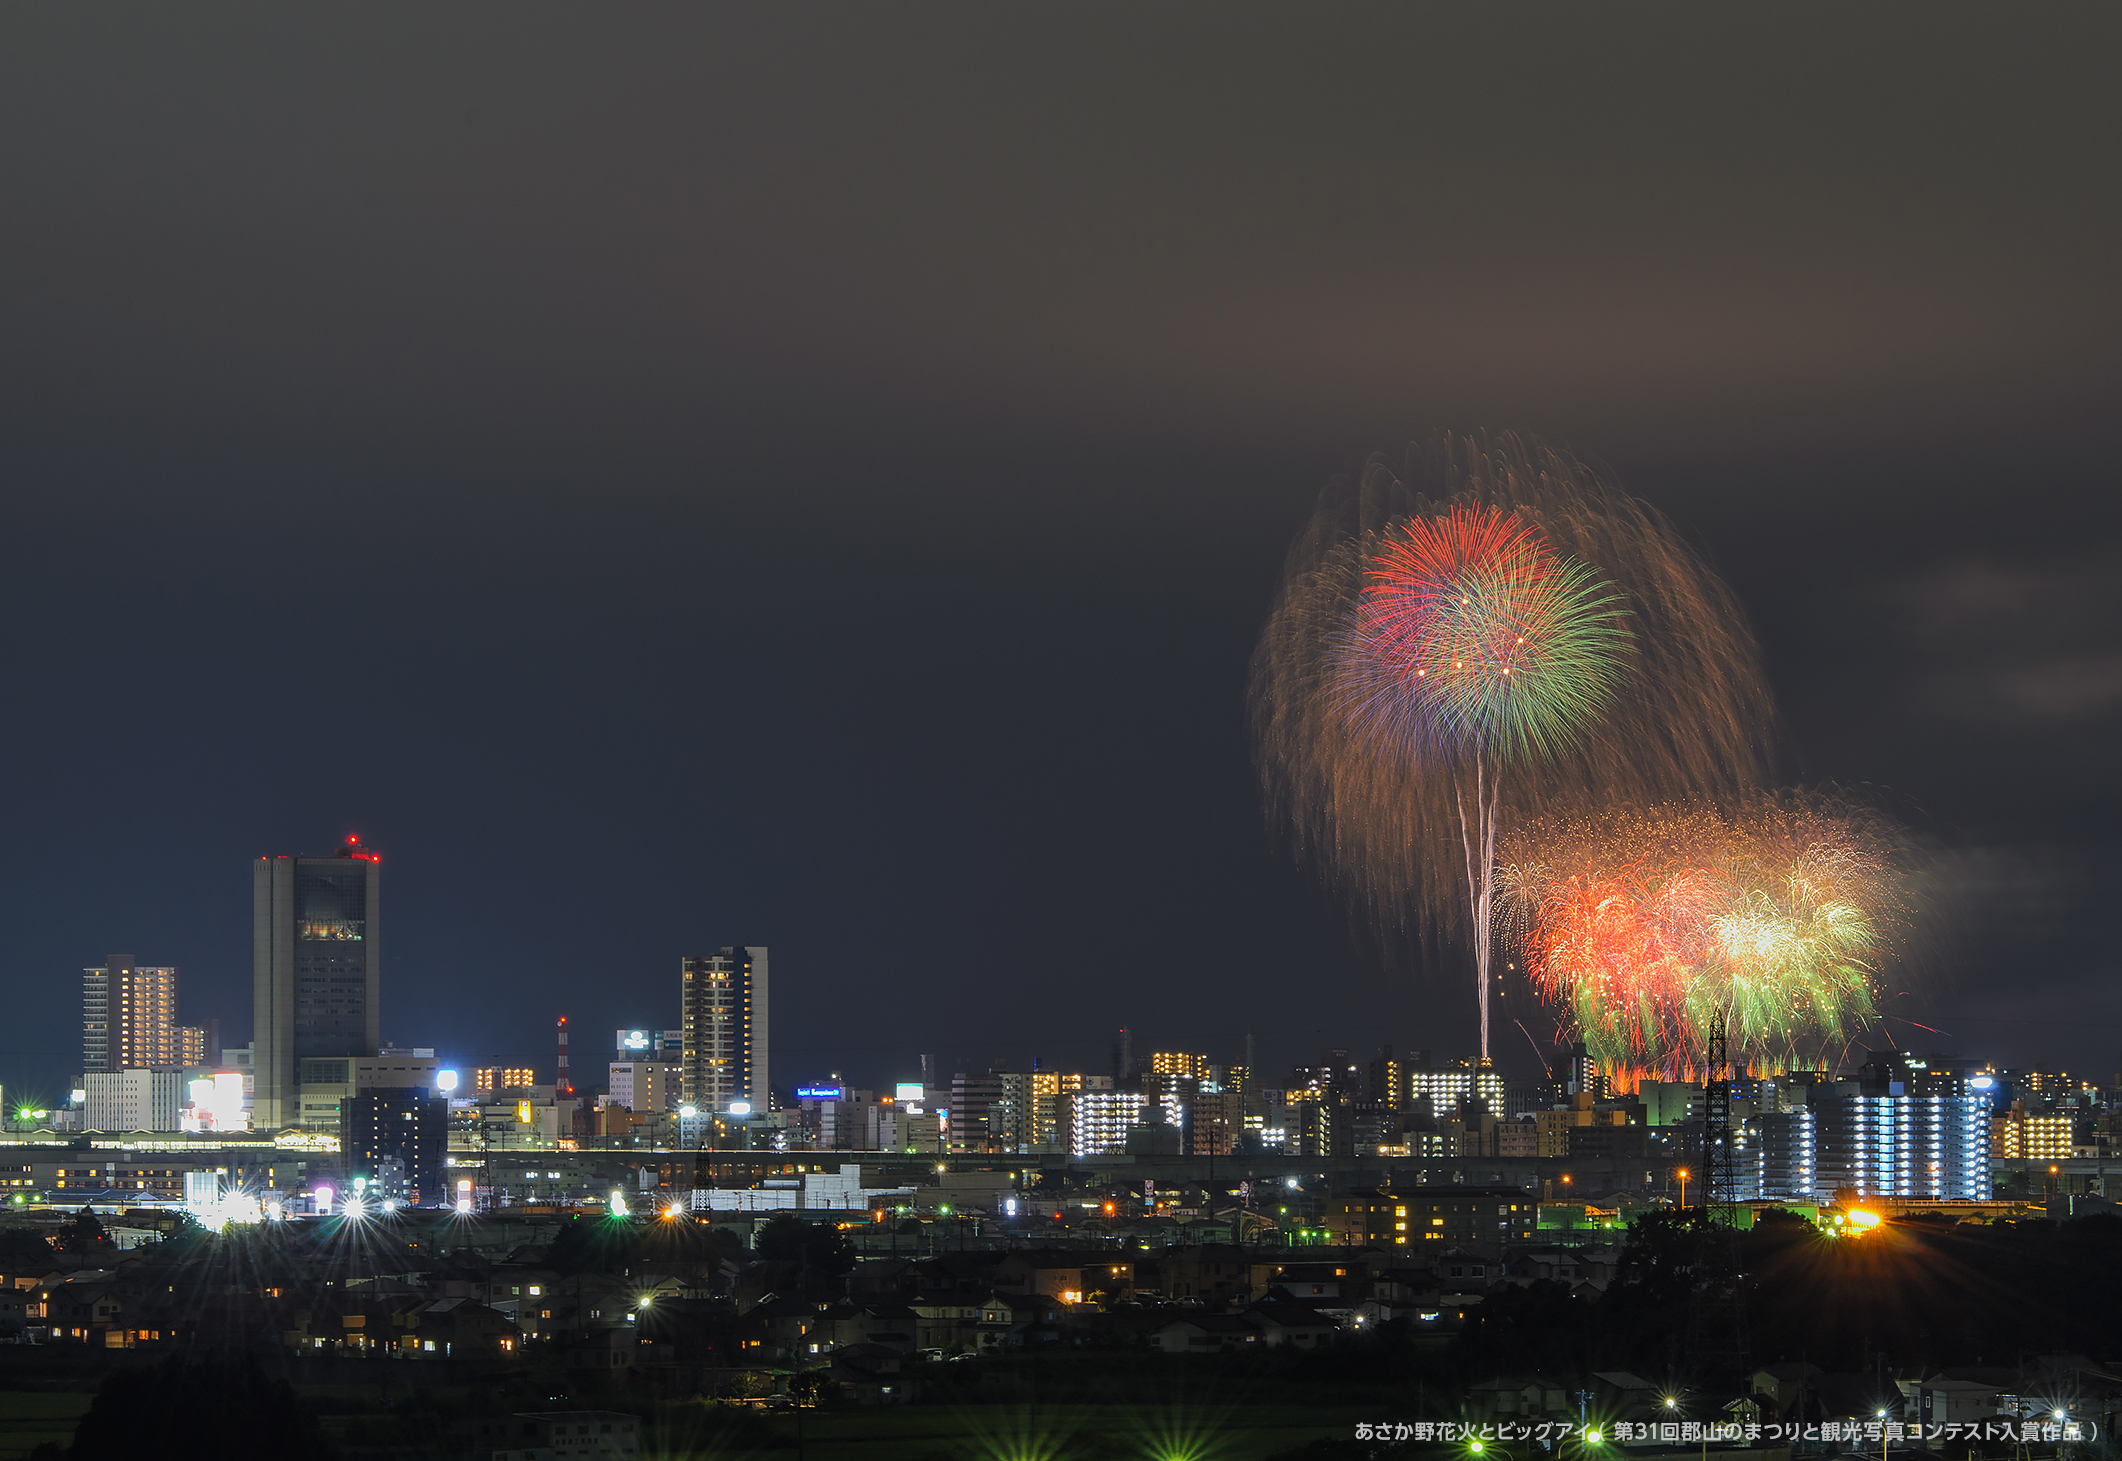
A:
[2,8,2117,1102]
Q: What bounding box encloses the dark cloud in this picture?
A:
[0,6,2117,1093]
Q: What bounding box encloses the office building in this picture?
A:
[84,1069,188,1133]
[344,1086,448,1205]
[81,957,180,1072]
[608,1060,680,1114]
[474,1067,536,1094]
[253,842,381,1130]
[949,1068,1006,1152]
[681,946,768,1114]
[292,1053,448,1139]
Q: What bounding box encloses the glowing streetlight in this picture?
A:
[610,1190,630,1217]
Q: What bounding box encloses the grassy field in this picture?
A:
[0,1392,92,1461]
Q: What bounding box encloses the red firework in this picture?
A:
[1516,858,1729,1061]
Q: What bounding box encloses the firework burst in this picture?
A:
[1335,503,1630,763]
[1251,431,1774,1054]
[1499,794,1901,1073]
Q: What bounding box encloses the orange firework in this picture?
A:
[1499,795,1902,1075]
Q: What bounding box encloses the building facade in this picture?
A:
[680,946,769,1114]
[1058,1089,1138,1157]
[83,1069,187,1133]
[253,845,381,1130]
[81,957,180,1073]
[344,1086,448,1205]
[608,1060,681,1114]
[1406,1059,1506,1119]
[1808,1053,1989,1200]
[292,1053,447,1140]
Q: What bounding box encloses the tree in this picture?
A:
[53,1206,112,1254]
[547,1214,641,1277]
[67,1355,333,1459]
[754,1216,852,1277]
[0,1226,55,1266]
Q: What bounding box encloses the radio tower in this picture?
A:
[557,1016,573,1098]
[1686,1003,1750,1383]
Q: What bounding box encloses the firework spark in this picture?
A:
[1250,431,1775,1054]
[1335,502,1630,763]
[1498,795,1901,1073]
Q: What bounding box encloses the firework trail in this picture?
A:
[1497,793,1903,1074]
[1250,431,1774,1056]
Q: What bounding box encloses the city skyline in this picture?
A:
[3,11,2118,1449]
[0,8,2115,1113]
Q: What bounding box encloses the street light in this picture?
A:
[1677,1168,1689,1208]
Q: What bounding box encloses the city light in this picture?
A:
[610,1190,630,1217]
[1847,1210,1882,1230]
[728,1100,752,1116]
[436,1069,459,1092]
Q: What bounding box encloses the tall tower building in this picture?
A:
[253,841,381,1130]
[81,957,180,1072]
[680,946,768,1114]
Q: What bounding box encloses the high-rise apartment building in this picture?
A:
[1058,1089,1139,1157]
[681,946,768,1113]
[81,957,180,1072]
[1028,1071,1061,1149]
[253,843,381,1130]
[1991,1103,2075,1161]
[1406,1057,1505,1118]
[1807,1053,1989,1201]
[1151,1051,1210,1080]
